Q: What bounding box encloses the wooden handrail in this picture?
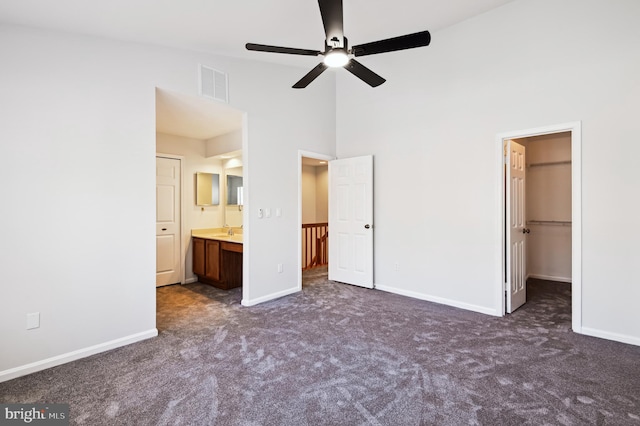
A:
[302,223,328,270]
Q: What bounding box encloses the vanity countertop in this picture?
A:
[192,228,243,244]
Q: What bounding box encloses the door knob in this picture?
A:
[522,228,530,234]
[364,224,371,229]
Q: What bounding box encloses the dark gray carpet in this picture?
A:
[2,270,640,425]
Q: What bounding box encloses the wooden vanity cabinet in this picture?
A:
[192,237,241,290]
[192,237,206,276]
[204,239,220,281]
[220,242,243,289]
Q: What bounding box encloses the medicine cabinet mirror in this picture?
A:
[195,172,220,206]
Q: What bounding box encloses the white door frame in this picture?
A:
[156,153,186,285]
[496,121,582,333]
[297,150,335,290]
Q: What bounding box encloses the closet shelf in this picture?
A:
[527,220,572,226]
[527,160,571,168]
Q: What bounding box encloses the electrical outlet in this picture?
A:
[394,262,399,272]
[277,263,283,273]
[258,208,263,218]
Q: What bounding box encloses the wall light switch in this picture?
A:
[277,263,283,273]
[276,208,282,217]
[265,208,271,218]
[27,312,40,330]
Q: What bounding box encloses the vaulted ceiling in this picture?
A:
[1,0,517,139]
[0,0,516,67]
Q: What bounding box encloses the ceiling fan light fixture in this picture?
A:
[323,50,349,67]
[246,0,431,88]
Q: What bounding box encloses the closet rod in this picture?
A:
[527,160,572,168]
[527,220,572,226]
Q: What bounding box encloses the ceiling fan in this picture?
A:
[245,0,431,88]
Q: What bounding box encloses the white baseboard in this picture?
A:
[0,329,158,383]
[375,284,500,317]
[580,327,640,347]
[184,277,198,284]
[528,274,572,283]
[242,287,300,307]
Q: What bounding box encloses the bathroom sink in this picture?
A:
[192,229,242,242]
[202,233,243,242]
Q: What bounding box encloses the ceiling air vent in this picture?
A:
[199,64,229,103]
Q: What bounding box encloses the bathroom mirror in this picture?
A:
[195,172,220,206]
[226,175,243,205]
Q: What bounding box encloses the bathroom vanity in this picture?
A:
[192,229,243,290]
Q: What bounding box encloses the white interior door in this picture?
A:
[328,155,373,288]
[156,156,181,287]
[506,141,527,312]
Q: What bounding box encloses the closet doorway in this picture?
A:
[498,122,582,333]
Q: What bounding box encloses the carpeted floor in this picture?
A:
[2,270,640,425]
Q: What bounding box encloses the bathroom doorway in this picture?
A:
[154,88,248,307]
[298,151,333,288]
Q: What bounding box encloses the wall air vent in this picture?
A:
[199,64,229,103]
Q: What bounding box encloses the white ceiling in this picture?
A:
[302,157,329,167]
[1,0,516,139]
[0,0,516,68]
[156,89,243,140]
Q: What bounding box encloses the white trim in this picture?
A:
[297,150,335,291]
[528,274,572,283]
[184,277,198,284]
[581,327,640,347]
[496,121,582,333]
[241,286,299,307]
[240,113,251,305]
[570,125,582,333]
[376,284,500,317]
[0,329,158,383]
[156,153,186,285]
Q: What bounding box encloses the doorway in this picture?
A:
[154,88,248,303]
[298,151,333,289]
[498,122,582,333]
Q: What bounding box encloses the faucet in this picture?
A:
[224,224,234,236]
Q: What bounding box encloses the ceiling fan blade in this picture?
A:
[343,59,386,87]
[318,0,344,47]
[293,63,329,89]
[352,30,431,57]
[246,43,321,56]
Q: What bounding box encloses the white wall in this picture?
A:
[206,130,242,158]
[316,166,328,223]
[156,133,224,282]
[336,0,640,344]
[523,133,572,282]
[0,24,336,380]
[224,164,243,228]
[301,165,318,224]
[301,165,328,224]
